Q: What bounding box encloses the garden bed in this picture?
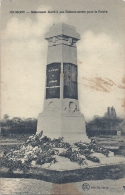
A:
[1,132,125,183]
[0,163,125,184]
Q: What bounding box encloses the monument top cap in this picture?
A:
[45,22,80,40]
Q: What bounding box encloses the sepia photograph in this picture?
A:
[1,0,125,194]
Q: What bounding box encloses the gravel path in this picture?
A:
[1,178,125,195]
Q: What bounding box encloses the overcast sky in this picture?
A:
[1,0,125,120]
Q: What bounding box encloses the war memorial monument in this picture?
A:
[37,23,89,143]
[1,23,125,186]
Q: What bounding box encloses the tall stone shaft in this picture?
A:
[37,23,89,143]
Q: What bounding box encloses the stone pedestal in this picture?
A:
[37,23,89,143]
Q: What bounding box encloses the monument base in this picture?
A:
[37,113,89,144]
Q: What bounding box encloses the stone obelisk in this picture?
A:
[37,23,89,143]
